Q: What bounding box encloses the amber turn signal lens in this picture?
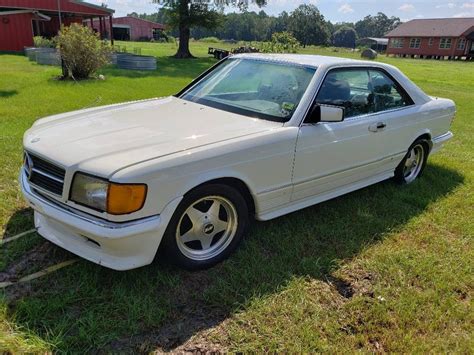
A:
[107,183,147,215]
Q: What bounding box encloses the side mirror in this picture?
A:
[306,104,345,124]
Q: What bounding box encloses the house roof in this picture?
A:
[0,0,114,16]
[386,18,474,37]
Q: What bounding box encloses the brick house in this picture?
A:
[385,18,474,60]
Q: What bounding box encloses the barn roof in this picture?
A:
[0,0,114,16]
[114,16,166,29]
[386,18,474,37]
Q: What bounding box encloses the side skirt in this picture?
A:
[256,170,394,221]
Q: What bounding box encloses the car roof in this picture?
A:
[232,53,384,69]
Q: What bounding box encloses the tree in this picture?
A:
[332,26,357,48]
[153,0,266,58]
[289,4,330,47]
[355,12,401,38]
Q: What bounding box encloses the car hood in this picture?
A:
[24,97,280,177]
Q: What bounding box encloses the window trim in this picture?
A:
[428,37,434,46]
[409,38,421,49]
[390,38,404,48]
[439,38,452,49]
[303,66,415,124]
[457,38,466,50]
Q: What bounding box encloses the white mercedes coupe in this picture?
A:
[21,54,455,270]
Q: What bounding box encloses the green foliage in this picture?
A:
[33,36,56,48]
[332,26,358,48]
[56,24,112,79]
[260,31,300,53]
[198,36,221,43]
[355,12,401,38]
[289,4,330,47]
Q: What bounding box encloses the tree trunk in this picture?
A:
[175,25,194,59]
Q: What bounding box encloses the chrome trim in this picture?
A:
[31,167,64,183]
[432,131,453,144]
[21,170,159,230]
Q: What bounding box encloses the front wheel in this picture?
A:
[161,184,249,270]
[394,140,429,184]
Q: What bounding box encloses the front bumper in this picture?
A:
[20,169,181,270]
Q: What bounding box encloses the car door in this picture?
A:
[291,67,400,203]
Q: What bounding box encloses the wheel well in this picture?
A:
[190,178,256,216]
[415,133,433,150]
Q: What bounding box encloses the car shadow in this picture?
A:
[3,163,464,352]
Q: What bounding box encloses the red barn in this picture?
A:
[0,0,114,52]
[385,18,474,60]
[92,16,165,41]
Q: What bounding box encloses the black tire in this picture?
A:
[160,184,249,270]
[394,139,429,184]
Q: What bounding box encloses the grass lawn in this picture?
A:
[0,41,472,353]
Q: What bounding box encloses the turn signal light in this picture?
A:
[107,183,147,215]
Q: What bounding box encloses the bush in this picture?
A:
[56,24,112,79]
[259,32,300,53]
[199,37,221,43]
[33,36,56,48]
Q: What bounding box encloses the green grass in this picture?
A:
[0,41,473,353]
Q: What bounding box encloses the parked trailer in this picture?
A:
[208,47,230,60]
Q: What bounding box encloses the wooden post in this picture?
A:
[109,15,114,45]
[99,17,103,39]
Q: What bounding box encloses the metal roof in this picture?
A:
[385,18,474,37]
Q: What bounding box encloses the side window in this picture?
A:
[369,70,412,112]
[315,69,375,118]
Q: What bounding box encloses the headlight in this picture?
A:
[70,173,147,215]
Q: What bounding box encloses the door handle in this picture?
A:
[368,122,387,132]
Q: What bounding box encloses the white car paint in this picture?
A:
[20,54,455,270]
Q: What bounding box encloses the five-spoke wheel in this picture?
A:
[394,139,429,184]
[161,184,249,270]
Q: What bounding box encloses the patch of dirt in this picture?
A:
[1,241,73,302]
[103,270,228,354]
[327,276,355,299]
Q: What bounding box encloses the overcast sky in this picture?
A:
[90,0,474,22]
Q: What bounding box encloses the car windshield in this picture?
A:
[181,58,317,122]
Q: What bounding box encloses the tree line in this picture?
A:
[128,5,401,49]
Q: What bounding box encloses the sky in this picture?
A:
[89,0,474,22]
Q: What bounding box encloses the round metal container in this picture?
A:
[117,54,157,71]
[35,49,60,66]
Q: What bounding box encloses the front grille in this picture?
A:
[25,152,65,196]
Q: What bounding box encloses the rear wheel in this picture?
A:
[161,184,249,270]
[394,140,429,184]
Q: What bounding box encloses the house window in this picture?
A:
[457,38,466,50]
[428,38,434,46]
[439,38,452,49]
[390,38,404,48]
[409,38,421,49]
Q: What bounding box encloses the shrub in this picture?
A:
[56,23,112,79]
[199,37,221,43]
[259,32,301,54]
[33,36,56,48]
